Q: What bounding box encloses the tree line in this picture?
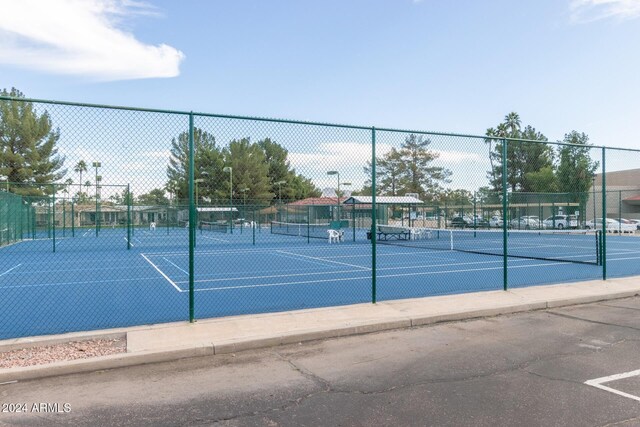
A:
[1,88,598,208]
[364,112,598,208]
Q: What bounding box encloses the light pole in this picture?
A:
[327,171,340,221]
[239,187,249,231]
[275,180,286,204]
[223,166,233,233]
[274,180,286,222]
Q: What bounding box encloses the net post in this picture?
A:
[62,199,66,237]
[188,112,196,323]
[32,202,36,240]
[371,127,377,304]
[95,182,99,238]
[127,184,131,250]
[52,187,56,253]
[601,147,606,280]
[502,138,508,291]
[473,191,477,237]
[47,198,51,239]
[307,206,310,244]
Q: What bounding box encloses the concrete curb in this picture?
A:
[1,281,639,383]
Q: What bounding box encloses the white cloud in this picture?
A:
[288,142,391,175]
[569,0,640,23]
[0,0,184,80]
[433,150,483,164]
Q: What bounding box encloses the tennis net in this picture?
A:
[377,228,602,265]
[271,221,331,239]
[200,221,229,233]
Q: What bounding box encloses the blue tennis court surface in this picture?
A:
[2,225,640,339]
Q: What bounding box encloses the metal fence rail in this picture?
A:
[1,95,639,339]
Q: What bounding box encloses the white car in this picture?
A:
[627,219,640,230]
[489,216,503,228]
[510,216,544,229]
[543,214,578,229]
[586,218,636,233]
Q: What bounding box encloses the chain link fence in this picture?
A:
[1,95,639,339]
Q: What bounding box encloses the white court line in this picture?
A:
[194,261,569,292]
[0,264,21,277]
[163,257,189,276]
[142,243,366,256]
[124,237,134,247]
[276,250,371,270]
[199,235,230,243]
[82,229,92,237]
[176,257,558,285]
[140,253,183,292]
[585,369,640,402]
[274,252,357,270]
[179,267,358,285]
[0,276,161,290]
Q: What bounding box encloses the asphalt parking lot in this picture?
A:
[2,296,640,426]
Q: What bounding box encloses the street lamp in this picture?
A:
[239,187,249,231]
[275,180,286,204]
[223,166,233,233]
[327,171,340,221]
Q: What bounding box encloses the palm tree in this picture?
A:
[63,178,73,199]
[74,160,87,197]
[504,112,521,138]
[84,180,91,201]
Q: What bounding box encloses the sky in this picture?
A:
[0,0,639,193]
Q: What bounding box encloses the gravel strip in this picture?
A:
[0,339,126,369]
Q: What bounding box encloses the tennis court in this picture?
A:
[2,222,640,339]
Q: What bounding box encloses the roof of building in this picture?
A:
[342,196,423,205]
[287,197,347,206]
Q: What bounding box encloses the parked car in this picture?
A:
[489,216,503,228]
[543,214,578,229]
[627,219,640,230]
[450,215,489,229]
[585,218,636,233]
[619,218,638,233]
[509,216,544,229]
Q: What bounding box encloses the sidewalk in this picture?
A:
[2,277,639,383]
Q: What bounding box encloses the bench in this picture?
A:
[376,225,411,240]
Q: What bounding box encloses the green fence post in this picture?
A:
[62,199,66,237]
[618,190,622,234]
[371,127,377,304]
[473,191,477,237]
[502,139,508,291]
[602,147,606,280]
[188,113,196,323]
[71,199,75,237]
[52,190,56,253]
[127,184,131,250]
[307,206,310,244]
[352,202,356,242]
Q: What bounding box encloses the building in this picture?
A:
[591,169,640,220]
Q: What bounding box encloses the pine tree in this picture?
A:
[0,88,66,195]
